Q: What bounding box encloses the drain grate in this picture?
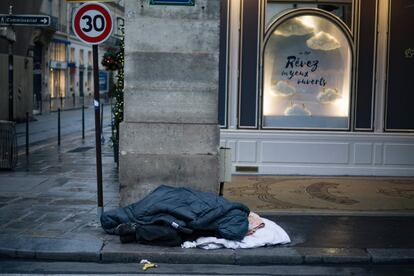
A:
[67,146,94,153]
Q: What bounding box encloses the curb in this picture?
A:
[1,236,413,265]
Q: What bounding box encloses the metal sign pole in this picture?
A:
[8,6,13,121]
[73,2,112,219]
[93,44,104,218]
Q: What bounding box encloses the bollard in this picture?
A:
[49,96,52,112]
[100,103,105,144]
[60,96,63,109]
[25,111,29,156]
[82,104,85,139]
[72,93,75,107]
[58,108,61,146]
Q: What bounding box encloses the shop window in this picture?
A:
[50,69,66,98]
[262,9,353,129]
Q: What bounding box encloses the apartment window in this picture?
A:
[87,71,92,92]
[117,17,125,36]
[70,47,75,63]
[80,49,84,65]
[88,51,92,66]
[50,42,67,62]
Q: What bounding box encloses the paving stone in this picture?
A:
[0,234,102,261]
[36,212,69,224]
[297,247,370,264]
[368,248,414,263]
[0,196,19,204]
[0,207,30,221]
[101,241,235,264]
[234,247,303,265]
[30,221,80,235]
[19,211,45,223]
[12,197,53,205]
[50,199,96,206]
[0,176,48,192]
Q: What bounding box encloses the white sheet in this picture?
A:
[181,218,290,250]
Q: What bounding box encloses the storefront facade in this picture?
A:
[48,39,69,99]
[219,0,414,176]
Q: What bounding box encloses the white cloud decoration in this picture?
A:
[306,31,341,51]
[270,80,296,97]
[284,103,312,116]
[317,88,341,104]
[274,18,314,37]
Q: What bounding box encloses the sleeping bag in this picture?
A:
[101,185,250,246]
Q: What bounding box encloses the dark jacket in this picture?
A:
[101,185,250,244]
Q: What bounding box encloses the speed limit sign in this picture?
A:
[72,2,113,45]
[72,2,114,216]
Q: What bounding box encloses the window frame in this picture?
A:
[259,7,355,131]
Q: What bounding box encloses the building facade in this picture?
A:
[0,1,41,121]
[34,0,124,112]
[1,0,124,120]
[219,0,414,176]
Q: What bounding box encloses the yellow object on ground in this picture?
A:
[142,263,157,271]
[140,259,157,271]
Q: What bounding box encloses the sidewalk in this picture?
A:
[0,128,413,266]
[15,102,112,148]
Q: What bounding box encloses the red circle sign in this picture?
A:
[72,3,113,45]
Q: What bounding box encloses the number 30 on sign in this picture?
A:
[72,2,113,45]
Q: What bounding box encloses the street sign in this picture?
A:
[99,71,109,93]
[72,2,114,217]
[0,15,50,26]
[72,2,113,45]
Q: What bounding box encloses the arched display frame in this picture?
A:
[260,8,354,130]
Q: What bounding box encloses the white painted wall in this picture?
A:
[221,130,414,176]
[68,42,93,97]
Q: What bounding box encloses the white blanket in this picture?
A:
[181,218,290,250]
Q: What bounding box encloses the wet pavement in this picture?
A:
[0,122,414,266]
[15,101,112,148]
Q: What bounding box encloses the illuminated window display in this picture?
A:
[262,10,352,129]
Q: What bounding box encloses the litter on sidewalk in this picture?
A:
[140,259,157,271]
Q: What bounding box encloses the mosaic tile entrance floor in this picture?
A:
[224,176,414,214]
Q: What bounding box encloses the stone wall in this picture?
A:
[0,54,33,121]
[120,0,221,205]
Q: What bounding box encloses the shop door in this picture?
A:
[385,0,414,131]
[33,43,42,109]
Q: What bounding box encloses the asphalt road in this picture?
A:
[1,258,414,275]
